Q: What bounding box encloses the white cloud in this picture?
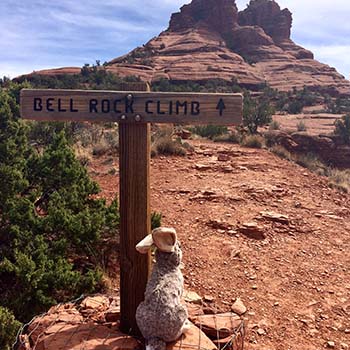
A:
[308,45,350,79]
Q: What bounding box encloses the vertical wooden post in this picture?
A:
[119,83,151,335]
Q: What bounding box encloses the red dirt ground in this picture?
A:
[90,139,350,350]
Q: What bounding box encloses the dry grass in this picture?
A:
[328,169,350,193]
[93,138,112,156]
[189,125,228,139]
[269,120,281,131]
[73,142,93,166]
[268,144,350,193]
[294,153,328,176]
[296,121,307,132]
[213,131,241,144]
[74,124,119,158]
[270,145,292,160]
[153,136,187,156]
[151,126,188,157]
[240,135,265,149]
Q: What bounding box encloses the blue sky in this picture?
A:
[1,0,349,79]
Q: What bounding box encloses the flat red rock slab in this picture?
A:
[32,323,141,350]
[193,312,243,339]
[167,322,217,350]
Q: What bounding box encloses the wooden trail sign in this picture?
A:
[20,89,243,125]
[20,86,243,336]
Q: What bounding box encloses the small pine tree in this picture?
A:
[334,114,350,144]
[0,83,119,323]
[287,100,303,114]
[243,93,274,134]
[0,306,21,350]
[297,121,307,132]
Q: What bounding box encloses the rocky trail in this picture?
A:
[90,139,350,350]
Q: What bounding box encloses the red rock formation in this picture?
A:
[169,0,238,35]
[26,67,82,76]
[238,0,292,43]
[23,0,350,96]
[237,0,314,59]
[103,0,350,96]
[19,295,245,350]
[266,131,350,168]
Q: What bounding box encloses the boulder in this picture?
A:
[218,153,231,162]
[105,308,121,322]
[186,303,205,319]
[180,129,192,140]
[259,211,289,224]
[239,222,266,240]
[24,295,134,350]
[265,131,350,168]
[183,290,203,304]
[193,312,242,339]
[80,295,110,311]
[231,298,247,316]
[167,322,217,350]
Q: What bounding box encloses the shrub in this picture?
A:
[287,100,303,114]
[151,78,241,93]
[0,306,21,350]
[243,93,274,134]
[263,131,279,148]
[151,127,188,157]
[153,135,187,156]
[296,121,307,132]
[326,97,350,114]
[189,125,228,139]
[298,87,319,107]
[0,83,119,323]
[73,142,92,166]
[269,120,280,130]
[334,114,350,144]
[240,135,264,148]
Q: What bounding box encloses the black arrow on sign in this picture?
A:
[216,98,226,116]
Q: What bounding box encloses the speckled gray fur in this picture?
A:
[136,242,188,350]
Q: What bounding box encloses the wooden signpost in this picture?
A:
[21,89,242,125]
[20,86,243,336]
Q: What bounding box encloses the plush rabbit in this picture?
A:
[135,227,190,350]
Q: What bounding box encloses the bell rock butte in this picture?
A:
[32,0,350,96]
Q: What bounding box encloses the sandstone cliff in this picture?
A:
[103,0,350,95]
[29,0,350,96]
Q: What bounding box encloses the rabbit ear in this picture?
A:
[136,234,154,254]
[152,227,177,252]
